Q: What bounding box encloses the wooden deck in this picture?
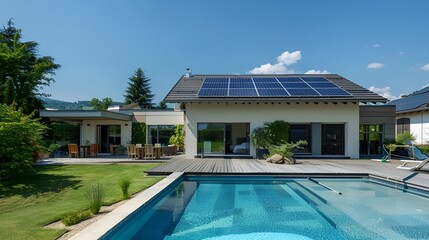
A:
[145,157,429,189]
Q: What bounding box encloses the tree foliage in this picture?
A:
[0,20,60,115]
[3,78,15,105]
[264,120,290,145]
[169,124,184,150]
[124,68,154,109]
[157,101,167,109]
[90,97,112,110]
[0,104,48,179]
[131,122,146,144]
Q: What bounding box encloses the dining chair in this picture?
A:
[90,144,98,157]
[144,144,154,160]
[68,144,79,158]
[127,144,137,159]
[136,143,142,148]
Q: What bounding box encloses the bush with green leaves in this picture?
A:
[86,183,104,214]
[131,122,146,144]
[396,131,416,144]
[169,124,184,150]
[250,126,271,149]
[0,104,48,179]
[119,178,131,199]
[418,145,429,154]
[61,210,92,226]
[264,120,290,145]
[268,140,307,164]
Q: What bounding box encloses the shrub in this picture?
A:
[268,140,307,164]
[86,183,104,214]
[119,178,131,199]
[396,131,416,144]
[250,126,271,149]
[0,104,48,179]
[418,145,429,154]
[131,122,146,144]
[265,120,290,145]
[169,124,184,151]
[61,210,92,226]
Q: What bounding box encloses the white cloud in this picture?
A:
[367,63,385,69]
[249,50,301,74]
[420,63,429,71]
[305,69,330,74]
[373,43,380,47]
[368,86,399,100]
[277,51,302,65]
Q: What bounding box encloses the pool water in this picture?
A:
[103,177,429,240]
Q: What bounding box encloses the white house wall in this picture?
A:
[81,120,132,146]
[400,112,429,144]
[133,111,184,125]
[185,102,360,159]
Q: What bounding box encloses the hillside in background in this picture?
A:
[41,97,124,110]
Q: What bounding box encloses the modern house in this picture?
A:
[40,108,184,153]
[387,86,429,144]
[164,74,395,159]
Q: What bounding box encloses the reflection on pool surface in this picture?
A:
[103,177,429,240]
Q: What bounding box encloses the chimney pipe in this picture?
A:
[185,68,192,77]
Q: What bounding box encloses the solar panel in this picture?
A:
[281,82,310,89]
[315,88,351,96]
[307,82,337,88]
[258,88,289,96]
[277,77,303,83]
[201,81,228,88]
[287,88,320,96]
[229,88,258,97]
[229,78,254,88]
[254,82,283,88]
[301,77,329,82]
[197,76,353,98]
[198,88,228,96]
[253,78,278,83]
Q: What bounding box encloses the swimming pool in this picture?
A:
[102,176,429,240]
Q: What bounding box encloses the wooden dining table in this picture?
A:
[136,146,162,159]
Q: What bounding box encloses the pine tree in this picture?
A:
[124,68,154,109]
[157,101,167,109]
[3,78,15,105]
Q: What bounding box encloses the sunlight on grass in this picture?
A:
[0,164,162,240]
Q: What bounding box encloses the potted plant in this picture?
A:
[267,140,307,164]
[250,126,271,159]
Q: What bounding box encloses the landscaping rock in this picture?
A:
[267,154,285,164]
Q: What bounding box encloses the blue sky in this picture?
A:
[1,0,428,103]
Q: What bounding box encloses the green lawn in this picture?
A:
[0,164,163,240]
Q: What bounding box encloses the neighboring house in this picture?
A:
[40,107,184,153]
[387,86,429,144]
[164,74,395,159]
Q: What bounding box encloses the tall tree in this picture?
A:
[157,100,167,109]
[124,68,154,109]
[3,78,15,105]
[0,19,60,115]
[90,97,112,110]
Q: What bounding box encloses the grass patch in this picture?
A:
[0,164,162,240]
[61,210,92,226]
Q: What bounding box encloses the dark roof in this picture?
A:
[387,86,429,113]
[40,110,133,121]
[164,74,387,103]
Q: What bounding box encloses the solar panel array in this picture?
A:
[198,77,352,97]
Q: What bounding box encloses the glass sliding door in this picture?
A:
[97,125,121,153]
[197,123,225,154]
[148,125,175,146]
[322,124,345,155]
[197,123,250,155]
[290,124,312,153]
[360,124,383,156]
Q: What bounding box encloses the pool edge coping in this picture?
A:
[69,172,184,240]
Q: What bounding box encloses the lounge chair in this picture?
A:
[397,158,429,170]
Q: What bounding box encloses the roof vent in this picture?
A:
[185,68,192,77]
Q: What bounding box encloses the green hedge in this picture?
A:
[131,122,146,144]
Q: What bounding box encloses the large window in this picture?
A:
[289,124,311,153]
[322,124,345,155]
[197,123,250,155]
[148,125,175,146]
[397,118,410,135]
[360,124,383,155]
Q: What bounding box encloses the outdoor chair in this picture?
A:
[397,158,429,171]
[144,144,154,160]
[68,144,79,158]
[127,144,137,159]
[90,144,98,157]
[136,143,142,148]
[154,143,161,148]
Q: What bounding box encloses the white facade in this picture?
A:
[185,102,360,159]
[398,112,429,144]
